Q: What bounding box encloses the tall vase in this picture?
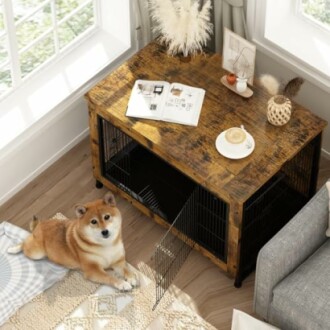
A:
[267,95,292,126]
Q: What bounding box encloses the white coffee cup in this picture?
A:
[223,127,248,152]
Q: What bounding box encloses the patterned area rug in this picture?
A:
[1,214,216,330]
[0,219,68,327]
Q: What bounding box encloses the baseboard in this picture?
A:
[321,148,330,160]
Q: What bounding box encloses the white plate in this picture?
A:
[215,131,255,159]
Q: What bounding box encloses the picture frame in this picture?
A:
[222,28,256,85]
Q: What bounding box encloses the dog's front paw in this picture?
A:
[126,273,139,288]
[115,280,132,292]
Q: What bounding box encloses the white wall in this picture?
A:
[0,98,89,205]
[255,51,330,158]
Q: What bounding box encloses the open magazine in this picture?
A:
[126,80,205,126]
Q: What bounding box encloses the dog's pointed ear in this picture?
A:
[75,204,87,218]
[104,192,116,206]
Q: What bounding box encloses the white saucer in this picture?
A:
[215,131,255,159]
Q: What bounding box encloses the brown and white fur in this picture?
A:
[8,192,138,291]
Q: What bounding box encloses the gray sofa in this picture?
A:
[254,182,330,330]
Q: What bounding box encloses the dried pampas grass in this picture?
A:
[260,74,304,98]
[260,74,281,96]
[283,77,304,98]
[148,0,213,57]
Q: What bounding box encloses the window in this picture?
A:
[0,0,133,151]
[299,0,330,31]
[0,0,97,99]
[247,0,330,91]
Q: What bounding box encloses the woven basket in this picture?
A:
[267,95,292,126]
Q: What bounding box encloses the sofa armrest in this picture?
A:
[253,183,329,320]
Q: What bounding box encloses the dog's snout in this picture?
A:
[101,229,109,237]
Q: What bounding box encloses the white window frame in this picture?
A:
[247,0,330,92]
[0,0,137,152]
[1,0,98,98]
[297,0,330,33]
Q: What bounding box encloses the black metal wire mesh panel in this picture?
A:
[239,169,308,283]
[98,116,136,194]
[98,116,196,222]
[243,173,287,230]
[99,116,133,162]
[152,188,199,310]
[152,186,229,309]
[281,136,319,198]
[196,187,228,261]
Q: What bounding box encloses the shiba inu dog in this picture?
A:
[8,192,138,291]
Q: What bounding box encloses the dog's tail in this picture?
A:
[30,215,39,232]
[7,216,39,254]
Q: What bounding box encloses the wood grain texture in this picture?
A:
[85,41,327,283]
[0,137,329,329]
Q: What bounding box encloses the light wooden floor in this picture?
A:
[1,137,329,329]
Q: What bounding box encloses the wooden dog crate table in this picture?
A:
[85,41,327,292]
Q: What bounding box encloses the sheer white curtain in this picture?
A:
[212,0,248,53]
[134,0,248,53]
[134,0,152,49]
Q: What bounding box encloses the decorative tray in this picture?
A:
[220,75,253,98]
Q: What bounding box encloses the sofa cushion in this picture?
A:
[326,181,330,237]
[270,239,330,330]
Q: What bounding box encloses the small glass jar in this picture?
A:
[236,77,248,93]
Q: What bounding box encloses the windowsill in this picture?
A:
[0,29,133,158]
[247,0,330,93]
